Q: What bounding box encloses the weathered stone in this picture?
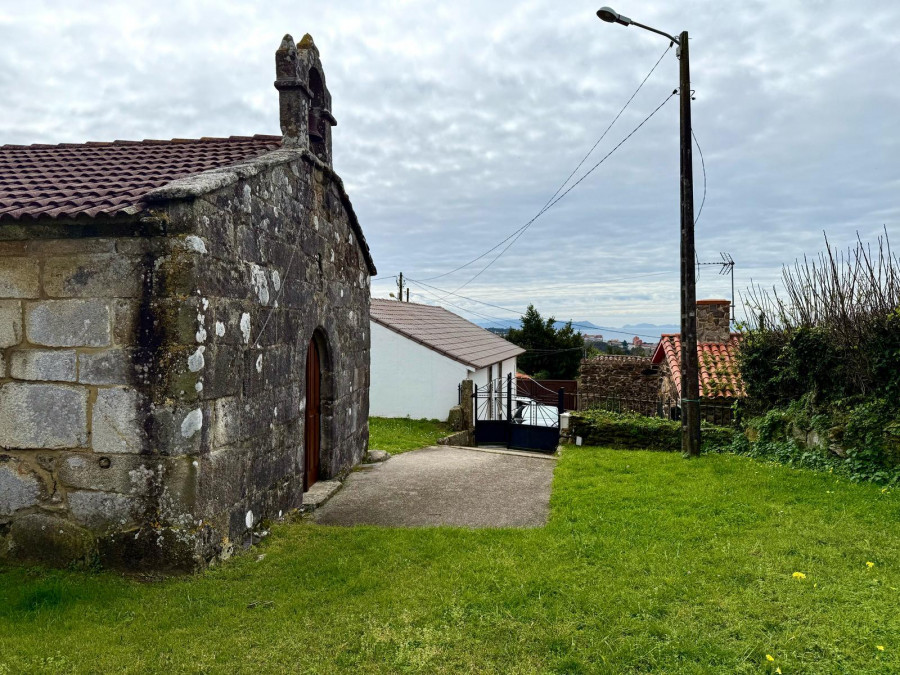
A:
[364,449,390,463]
[26,299,111,347]
[212,396,244,447]
[0,257,40,298]
[0,459,41,515]
[57,452,154,494]
[92,387,146,454]
[447,404,466,431]
[0,300,23,347]
[300,480,342,512]
[0,383,88,449]
[67,490,137,531]
[146,404,205,457]
[30,238,116,255]
[578,355,659,413]
[4,513,95,565]
[78,349,131,385]
[696,300,732,343]
[9,349,77,382]
[111,299,140,346]
[0,241,29,256]
[43,254,143,298]
[115,238,149,256]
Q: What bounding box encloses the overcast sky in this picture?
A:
[2,1,898,332]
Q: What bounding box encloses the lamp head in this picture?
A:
[596,7,632,26]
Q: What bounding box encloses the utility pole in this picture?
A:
[678,31,701,457]
[396,272,404,301]
[596,7,701,455]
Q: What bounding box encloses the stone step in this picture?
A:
[300,480,342,513]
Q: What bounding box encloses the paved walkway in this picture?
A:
[313,445,556,528]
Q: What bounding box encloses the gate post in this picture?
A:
[558,388,565,414]
[507,372,513,446]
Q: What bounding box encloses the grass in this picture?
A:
[368,416,449,454]
[1,448,899,673]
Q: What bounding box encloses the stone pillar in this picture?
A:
[274,34,311,148]
[460,378,474,430]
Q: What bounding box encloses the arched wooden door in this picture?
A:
[304,337,321,491]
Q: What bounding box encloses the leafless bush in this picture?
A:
[742,228,899,332]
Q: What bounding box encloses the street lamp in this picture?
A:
[596,7,701,457]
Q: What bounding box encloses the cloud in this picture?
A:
[2,0,899,326]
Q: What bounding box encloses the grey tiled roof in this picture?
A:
[370,298,524,369]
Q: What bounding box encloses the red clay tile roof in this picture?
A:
[370,298,525,369]
[651,333,744,398]
[0,135,282,221]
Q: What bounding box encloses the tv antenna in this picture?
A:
[697,252,735,323]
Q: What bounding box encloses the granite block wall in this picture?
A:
[0,151,372,570]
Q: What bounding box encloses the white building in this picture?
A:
[370,299,525,420]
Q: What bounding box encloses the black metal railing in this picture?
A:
[473,374,564,428]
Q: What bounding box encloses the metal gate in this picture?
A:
[472,373,561,454]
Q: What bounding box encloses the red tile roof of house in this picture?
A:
[371,298,525,369]
[651,333,744,398]
[0,135,282,221]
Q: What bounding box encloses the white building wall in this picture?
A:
[369,321,471,421]
[467,356,519,421]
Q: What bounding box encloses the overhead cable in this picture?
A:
[417,43,674,284]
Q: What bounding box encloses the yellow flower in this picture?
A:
[792,572,806,580]
[776,668,782,674]
[766,654,775,661]
[867,561,875,569]
[877,645,885,651]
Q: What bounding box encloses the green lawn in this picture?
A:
[2,448,898,673]
[368,416,449,454]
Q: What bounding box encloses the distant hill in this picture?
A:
[620,323,680,339]
[473,318,678,340]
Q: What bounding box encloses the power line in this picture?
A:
[375,269,673,289]
[402,279,514,329]
[406,276,661,339]
[418,44,673,284]
[442,91,677,297]
[691,128,707,225]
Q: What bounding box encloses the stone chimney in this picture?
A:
[696,299,731,343]
[273,33,337,165]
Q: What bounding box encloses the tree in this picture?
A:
[507,305,585,379]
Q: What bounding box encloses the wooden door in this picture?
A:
[304,337,321,491]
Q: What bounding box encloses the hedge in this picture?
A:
[570,409,734,453]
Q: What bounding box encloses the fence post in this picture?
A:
[557,388,564,414]
[507,373,513,423]
[473,383,478,424]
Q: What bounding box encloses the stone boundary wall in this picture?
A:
[578,355,660,407]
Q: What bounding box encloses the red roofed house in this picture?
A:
[0,34,376,569]
[651,300,744,418]
[370,299,524,420]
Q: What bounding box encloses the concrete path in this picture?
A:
[313,446,556,528]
